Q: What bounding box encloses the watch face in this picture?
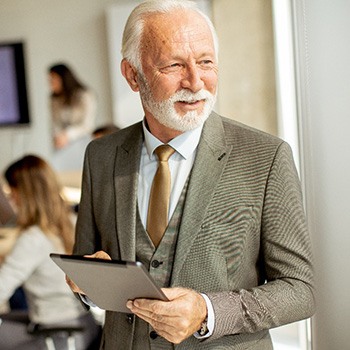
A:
[199,318,208,336]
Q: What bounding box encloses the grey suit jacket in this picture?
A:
[74,112,315,349]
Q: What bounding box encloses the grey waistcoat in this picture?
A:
[132,178,190,350]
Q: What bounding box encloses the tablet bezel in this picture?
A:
[50,253,168,313]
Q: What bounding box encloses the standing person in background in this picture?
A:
[0,155,99,350]
[49,63,97,150]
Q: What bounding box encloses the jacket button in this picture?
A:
[126,314,134,324]
[151,260,161,268]
[149,330,158,339]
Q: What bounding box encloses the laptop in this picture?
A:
[0,186,16,227]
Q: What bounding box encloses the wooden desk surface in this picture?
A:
[0,227,19,263]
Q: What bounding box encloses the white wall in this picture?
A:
[300,1,350,348]
[0,0,114,173]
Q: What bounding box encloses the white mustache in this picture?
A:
[170,89,213,103]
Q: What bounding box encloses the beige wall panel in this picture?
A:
[212,0,277,135]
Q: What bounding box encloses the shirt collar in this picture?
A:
[142,119,203,160]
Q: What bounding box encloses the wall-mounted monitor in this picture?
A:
[0,42,30,126]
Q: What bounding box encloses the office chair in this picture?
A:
[27,323,84,350]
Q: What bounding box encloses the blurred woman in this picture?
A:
[0,155,99,350]
[49,63,97,150]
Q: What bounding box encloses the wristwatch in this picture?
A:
[198,316,209,336]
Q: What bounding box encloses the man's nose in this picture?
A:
[181,64,205,92]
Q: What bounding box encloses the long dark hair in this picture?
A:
[4,155,75,253]
[49,63,86,105]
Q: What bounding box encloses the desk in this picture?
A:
[57,171,82,207]
[0,227,19,264]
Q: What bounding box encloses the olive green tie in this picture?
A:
[147,145,175,247]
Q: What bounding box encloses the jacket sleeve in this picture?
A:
[73,144,101,255]
[206,142,315,339]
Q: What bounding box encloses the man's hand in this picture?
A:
[126,287,207,344]
[65,250,112,294]
[84,250,112,260]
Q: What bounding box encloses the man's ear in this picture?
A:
[121,59,140,92]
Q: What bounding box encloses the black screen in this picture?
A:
[0,42,30,126]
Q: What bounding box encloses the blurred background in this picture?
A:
[1,1,350,349]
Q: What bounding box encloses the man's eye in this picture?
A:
[160,63,182,73]
[200,60,213,66]
[198,60,215,70]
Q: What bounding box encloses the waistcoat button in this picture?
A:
[151,260,162,268]
[126,314,134,324]
[149,330,158,339]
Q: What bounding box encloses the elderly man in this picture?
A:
[71,0,315,349]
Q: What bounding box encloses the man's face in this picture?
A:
[137,72,216,132]
[138,9,218,132]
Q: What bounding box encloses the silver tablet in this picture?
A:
[50,253,168,313]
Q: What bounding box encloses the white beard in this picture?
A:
[138,74,217,132]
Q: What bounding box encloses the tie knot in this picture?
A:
[154,145,175,162]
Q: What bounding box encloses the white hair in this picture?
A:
[121,0,219,72]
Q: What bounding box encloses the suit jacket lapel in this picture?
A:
[114,123,143,261]
[171,113,232,284]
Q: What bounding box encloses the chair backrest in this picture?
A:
[27,324,84,350]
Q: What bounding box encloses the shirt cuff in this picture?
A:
[194,293,215,339]
[79,293,97,307]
